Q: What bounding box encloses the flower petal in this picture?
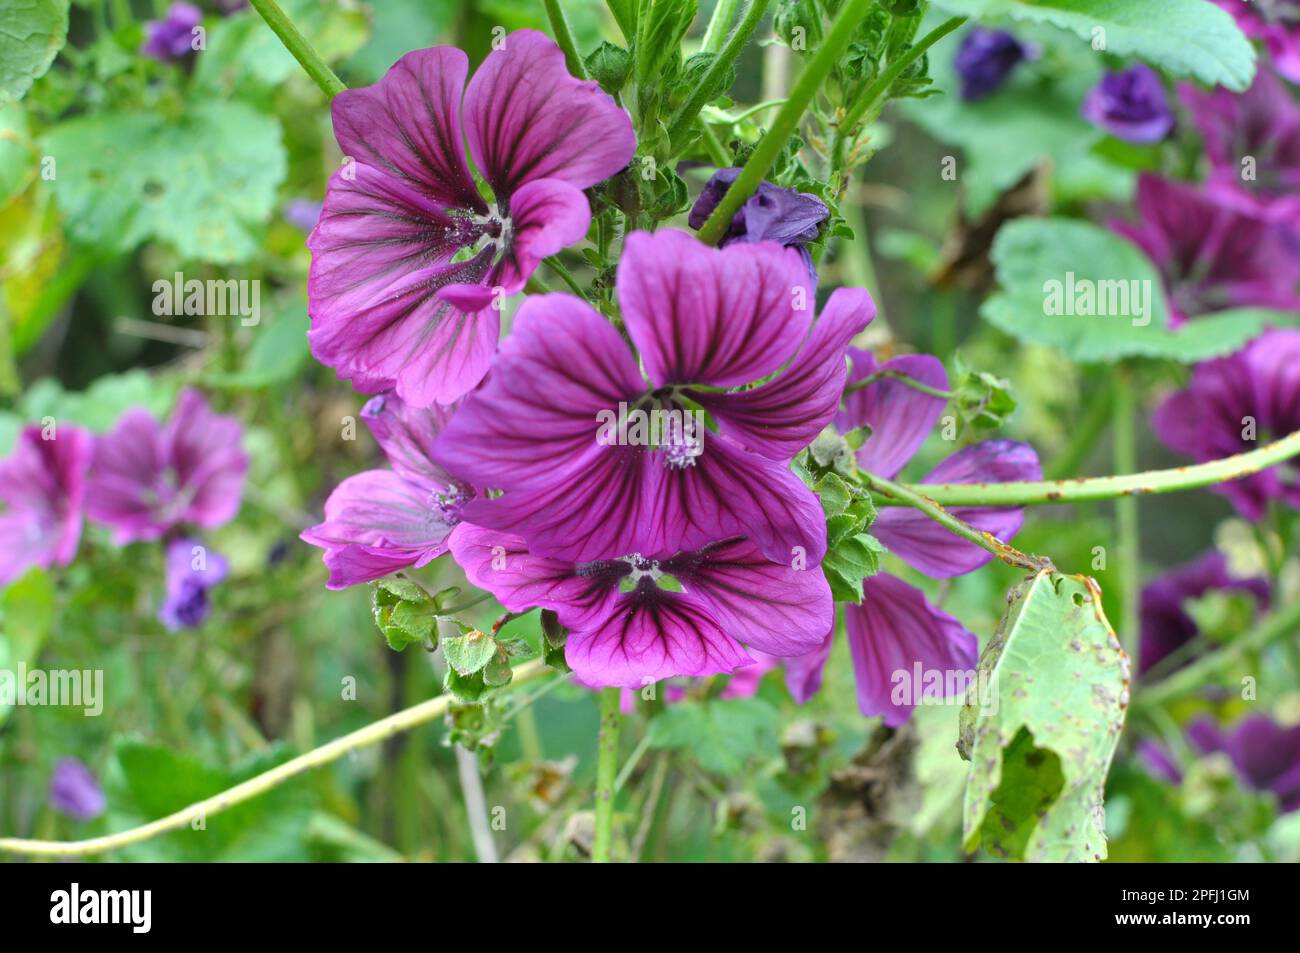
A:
[783,630,835,704]
[844,572,978,727]
[695,287,875,459]
[839,350,949,479]
[84,409,170,543]
[361,392,459,489]
[617,230,813,388]
[872,440,1040,578]
[493,178,592,292]
[165,389,248,530]
[463,29,635,200]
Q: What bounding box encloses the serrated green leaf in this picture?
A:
[443,666,490,703]
[823,533,884,603]
[442,629,498,676]
[983,218,1277,364]
[647,698,778,774]
[931,0,1256,89]
[959,571,1129,862]
[0,0,68,108]
[41,101,286,263]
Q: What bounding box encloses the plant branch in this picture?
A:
[0,660,549,858]
[592,686,622,862]
[696,0,875,245]
[843,368,954,400]
[543,0,589,79]
[1112,374,1141,656]
[248,0,346,98]
[874,429,1300,507]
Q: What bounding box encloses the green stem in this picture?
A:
[592,686,622,863]
[696,0,875,245]
[667,0,772,150]
[248,0,346,98]
[544,256,587,298]
[860,471,1051,573]
[0,660,550,858]
[701,0,741,53]
[699,120,731,167]
[832,15,966,168]
[543,0,589,79]
[874,429,1300,507]
[1134,598,1300,712]
[1044,379,1113,480]
[843,369,953,400]
[1113,375,1141,656]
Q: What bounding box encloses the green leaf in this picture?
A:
[585,41,632,95]
[647,697,778,774]
[958,571,1129,862]
[931,0,1256,90]
[0,0,68,107]
[983,218,1274,364]
[369,578,437,651]
[41,101,286,263]
[0,567,56,726]
[20,370,177,434]
[441,626,498,676]
[952,356,1016,438]
[203,303,310,390]
[822,532,884,603]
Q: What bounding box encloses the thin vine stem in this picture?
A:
[696,0,876,245]
[248,0,346,98]
[873,429,1300,507]
[843,368,954,400]
[592,686,622,863]
[0,660,550,858]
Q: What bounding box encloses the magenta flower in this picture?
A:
[449,525,831,687]
[1110,174,1300,324]
[141,3,202,62]
[159,538,230,630]
[1180,68,1300,222]
[302,393,471,588]
[1189,714,1300,812]
[1081,65,1174,144]
[785,350,1041,725]
[1213,0,1300,84]
[432,230,874,566]
[307,30,636,407]
[1138,551,1269,677]
[0,424,93,586]
[85,389,247,544]
[1153,329,1300,520]
[49,758,106,822]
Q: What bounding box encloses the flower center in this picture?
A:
[431,482,470,524]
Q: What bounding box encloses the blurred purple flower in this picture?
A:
[1213,0,1300,84]
[159,538,229,630]
[49,758,105,822]
[1189,714,1300,812]
[0,424,93,586]
[302,393,471,589]
[687,168,828,281]
[450,526,830,688]
[282,199,323,233]
[1153,329,1300,520]
[1136,738,1184,785]
[785,350,1041,726]
[432,230,874,567]
[953,28,1036,101]
[1110,174,1300,324]
[1081,64,1175,143]
[1180,68,1300,223]
[141,3,203,62]
[85,389,247,544]
[1138,551,1270,677]
[216,0,248,13]
[307,30,635,407]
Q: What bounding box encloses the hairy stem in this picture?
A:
[248,0,346,98]
[874,429,1300,507]
[592,686,622,863]
[0,660,549,858]
[696,0,875,245]
[543,0,589,79]
[702,0,741,53]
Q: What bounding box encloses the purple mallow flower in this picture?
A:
[687,169,828,280]
[1153,329,1300,520]
[141,3,203,62]
[1110,174,1300,324]
[450,525,831,687]
[159,538,229,630]
[49,758,106,822]
[785,350,1041,726]
[1138,551,1269,677]
[1213,0,1300,85]
[282,199,323,233]
[1081,65,1174,143]
[953,28,1036,101]
[85,389,247,544]
[1181,68,1300,222]
[432,230,875,567]
[302,393,472,589]
[0,424,93,586]
[1189,714,1300,812]
[307,30,636,408]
